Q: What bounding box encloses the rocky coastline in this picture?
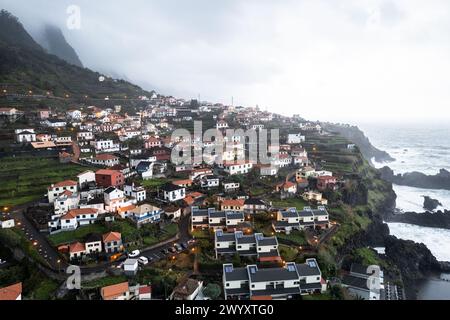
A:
[386,210,450,230]
[380,166,450,190]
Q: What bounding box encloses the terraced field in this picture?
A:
[0,155,94,207]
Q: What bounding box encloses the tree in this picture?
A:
[203,283,221,300]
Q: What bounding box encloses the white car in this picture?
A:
[138,256,149,265]
[128,250,141,258]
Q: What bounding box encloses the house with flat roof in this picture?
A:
[215,230,280,262]
[222,258,326,300]
[273,206,330,234]
[191,206,249,232]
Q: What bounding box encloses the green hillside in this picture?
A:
[0,9,152,100]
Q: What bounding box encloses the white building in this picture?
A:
[160,184,186,202]
[287,133,306,144]
[124,183,147,202]
[222,162,254,175]
[47,181,78,203]
[223,258,325,300]
[15,129,36,143]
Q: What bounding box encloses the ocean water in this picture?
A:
[393,185,450,213]
[359,123,450,263]
[362,124,450,175]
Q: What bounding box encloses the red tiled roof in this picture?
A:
[48,180,77,190]
[103,231,122,242]
[101,282,129,300]
[69,242,86,253]
[96,169,121,176]
[221,199,245,207]
[94,154,118,161]
[0,283,22,300]
[61,208,98,220]
[139,285,152,295]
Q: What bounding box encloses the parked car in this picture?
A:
[128,250,141,258]
[187,239,196,245]
[181,242,188,250]
[168,247,176,253]
[161,249,169,255]
[0,259,6,265]
[138,256,149,265]
[174,244,183,252]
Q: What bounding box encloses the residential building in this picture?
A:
[102,232,123,254]
[101,282,130,300]
[124,259,139,276]
[342,264,384,300]
[15,129,36,143]
[90,154,120,167]
[95,169,124,188]
[215,230,280,262]
[220,199,245,212]
[223,182,240,193]
[287,133,305,144]
[85,234,103,255]
[273,207,330,234]
[69,242,86,260]
[104,187,126,212]
[200,175,220,189]
[169,278,204,300]
[124,183,146,202]
[159,184,186,202]
[244,198,268,215]
[47,180,78,203]
[129,204,162,226]
[222,161,254,175]
[77,171,96,189]
[222,258,325,300]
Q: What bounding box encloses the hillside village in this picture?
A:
[0,91,397,301]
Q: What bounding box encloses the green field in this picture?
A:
[0,156,96,207]
[48,219,179,248]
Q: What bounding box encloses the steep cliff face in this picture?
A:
[37,25,83,68]
[322,123,394,163]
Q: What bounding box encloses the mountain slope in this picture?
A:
[0,10,151,99]
[38,25,83,68]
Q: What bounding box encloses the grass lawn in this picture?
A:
[82,275,128,289]
[271,197,309,210]
[279,244,298,261]
[0,156,96,208]
[48,219,179,248]
[31,279,59,300]
[48,224,108,246]
[302,293,332,300]
[276,230,308,246]
[141,178,169,191]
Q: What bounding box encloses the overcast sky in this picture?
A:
[2,0,450,124]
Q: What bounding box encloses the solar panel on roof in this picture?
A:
[250,266,257,274]
[256,234,263,241]
[225,266,233,273]
[287,264,296,272]
[308,260,317,268]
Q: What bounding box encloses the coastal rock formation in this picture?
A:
[386,210,450,230]
[423,196,442,211]
[380,166,450,190]
[385,236,440,280]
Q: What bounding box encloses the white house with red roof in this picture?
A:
[48,180,78,203]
